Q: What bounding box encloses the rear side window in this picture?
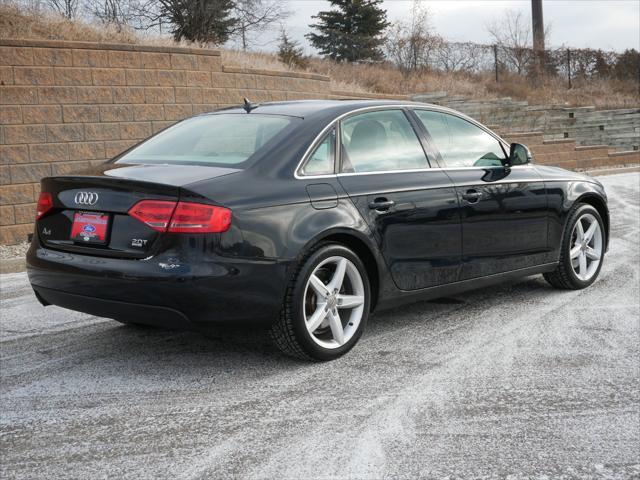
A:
[301,128,336,175]
[415,110,506,168]
[117,114,298,167]
[340,110,428,173]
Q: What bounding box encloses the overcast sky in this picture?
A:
[246,0,640,53]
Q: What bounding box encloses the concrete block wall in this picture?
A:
[503,132,640,171]
[542,107,640,151]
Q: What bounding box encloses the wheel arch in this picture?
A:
[575,193,610,250]
[296,228,383,311]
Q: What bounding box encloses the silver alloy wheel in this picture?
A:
[570,212,603,281]
[303,256,365,349]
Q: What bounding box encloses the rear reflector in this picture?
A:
[36,192,54,220]
[128,200,231,233]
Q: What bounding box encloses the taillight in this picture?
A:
[168,202,232,233]
[36,192,54,220]
[128,200,231,233]
[128,200,177,232]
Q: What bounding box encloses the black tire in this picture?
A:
[544,203,605,290]
[270,243,371,361]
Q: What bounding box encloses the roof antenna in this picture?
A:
[242,97,259,113]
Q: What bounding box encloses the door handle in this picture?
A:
[461,189,481,203]
[368,198,395,211]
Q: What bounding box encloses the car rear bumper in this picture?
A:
[27,242,291,327]
[33,285,191,328]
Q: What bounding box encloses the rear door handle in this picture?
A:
[368,198,395,211]
[461,189,481,203]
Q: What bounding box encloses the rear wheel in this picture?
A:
[270,244,371,361]
[544,204,605,290]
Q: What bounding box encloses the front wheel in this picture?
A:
[270,244,371,361]
[544,204,605,290]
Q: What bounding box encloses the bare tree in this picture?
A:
[486,10,534,75]
[231,0,290,51]
[134,0,236,44]
[85,0,141,31]
[385,0,440,73]
[4,0,46,14]
[46,0,78,18]
[434,42,484,73]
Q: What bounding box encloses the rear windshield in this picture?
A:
[116,113,299,167]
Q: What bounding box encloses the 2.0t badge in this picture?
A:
[74,192,99,206]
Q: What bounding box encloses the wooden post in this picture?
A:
[531,0,545,82]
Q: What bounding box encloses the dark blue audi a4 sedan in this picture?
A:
[27,100,609,360]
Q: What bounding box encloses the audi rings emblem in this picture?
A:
[74,192,99,206]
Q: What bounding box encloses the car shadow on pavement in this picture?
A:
[365,275,552,333]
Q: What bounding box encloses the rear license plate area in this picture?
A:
[70,211,110,244]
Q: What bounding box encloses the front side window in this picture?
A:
[301,128,335,175]
[414,110,506,168]
[340,110,428,173]
[117,114,298,168]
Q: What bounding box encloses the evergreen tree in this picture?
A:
[278,30,307,68]
[306,0,389,62]
[157,0,236,44]
[613,49,639,81]
[593,50,611,78]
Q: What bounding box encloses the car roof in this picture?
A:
[206,99,448,120]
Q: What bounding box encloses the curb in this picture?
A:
[587,165,640,176]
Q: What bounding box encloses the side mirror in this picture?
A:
[509,143,532,166]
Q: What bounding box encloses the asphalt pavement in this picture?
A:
[1,172,639,479]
